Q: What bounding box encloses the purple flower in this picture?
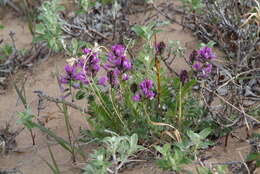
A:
[144,90,155,100]
[197,46,216,60]
[201,63,212,77]
[122,73,129,81]
[111,44,125,57]
[192,61,202,71]
[98,76,108,86]
[83,48,91,54]
[132,93,141,102]
[139,79,155,100]
[78,52,100,77]
[64,64,76,76]
[131,79,155,101]
[189,46,216,79]
[107,69,120,87]
[102,44,132,88]
[179,70,189,85]
[106,45,132,71]
[60,48,102,89]
[140,79,153,90]
[59,76,68,84]
[122,58,132,70]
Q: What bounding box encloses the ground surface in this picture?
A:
[0,1,259,174]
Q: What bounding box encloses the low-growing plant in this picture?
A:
[34,0,65,52]
[75,0,90,13]
[175,128,213,158]
[41,145,61,174]
[0,43,13,60]
[83,133,144,174]
[196,166,228,174]
[17,109,36,145]
[155,128,212,173]
[179,0,204,14]
[155,143,191,173]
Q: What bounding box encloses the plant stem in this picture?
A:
[61,104,76,162]
[29,128,36,145]
[109,88,127,130]
[178,83,182,128]
[154,34,161,115]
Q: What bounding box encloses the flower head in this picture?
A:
[102,44,132,87]
[132,79,155,101]
[179,70,189,85]
[111,44,125,57]
[122,73,129,81]
[192,61,202,71]
[139,79,153,90]
[98,76,108,86]
[60,48,101,89]
[197,46,215,60]
[189,46,216,79]
[132,93,141,102]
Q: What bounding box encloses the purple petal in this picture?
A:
[132,93,141,102]
[192,62,202,71]
[122,73,129,81]
[98,76,108,86]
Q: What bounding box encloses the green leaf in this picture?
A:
[76,90,86,100]
[35,24,46,35]
[246,152,260,161]
[0,24,4,30]
[16,110,35,129]
[199,128,212,139]
[32,122,72,153]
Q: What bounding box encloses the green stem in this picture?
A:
[178,83,182,128]
[61,104,76,162]
[88,78,113,119]
[109,88,127,130]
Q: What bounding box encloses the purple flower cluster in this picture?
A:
[179,70,189,85]
[60,48,100,88]
[190,46,216,78]
[132,79,155,102]
[98,44,132,87]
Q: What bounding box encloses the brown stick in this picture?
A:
[34,91,88,114]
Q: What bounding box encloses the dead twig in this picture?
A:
[34,91,88,114]
[203,87,260,124]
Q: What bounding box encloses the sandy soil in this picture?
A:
[0,1,259,174]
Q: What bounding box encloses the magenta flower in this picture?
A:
[179,70,189,85]
[140,79,153,90]
[98,76,108,86]
[200,63,212,78]
[111,44,125,57]
[102,44,132,87]
[143,90,155,100]
[192,61,202,71]
[59,47,101,89]
[189,46,216,79]
[132,93,141,102]
[132,79,155,101]
[83,48,91,54]
[107,69,120,87]
[122,73,129,81]
[197,46,216,60]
